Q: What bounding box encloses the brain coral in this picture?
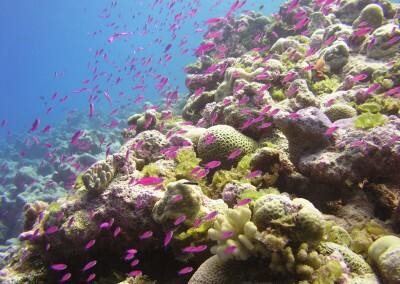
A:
[197,125,257,165]
[324,103,357,122]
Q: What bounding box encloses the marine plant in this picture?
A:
[354,113,387,129]
[311,77,339,96]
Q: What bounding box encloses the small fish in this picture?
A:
[100,222,110,229]
[82,260,97,272]
[135,176,163,186]
[258,122,272,129]
[86,273,96,282]
[282,72,296,84]
[139,231,153,240]
[85,239,96,250]
[182,245,208,253]
[128,270,142,277]
[386,86,400,96]
[236,198,252,206]
[178,266,193,275]
[367,37,376,49]
[204,211,218,221]
[174,215,187,226]
[204,160,221,169]
[204,133,216,145]
[289,112,300,120]
[60,273,72,283]
[324,126,339,137]
[89,103,95,118]
[351,73,368,83]
[42,125,51,133]
[222,231,234,239]
[126,248,138,255]
[30,118,40,132]
[124,253,136,261]
[70,130,84,145]
[246,170,262,179]
[224,245,237,255]
[113,227,121,237]
[45,226,58,235]
[163,230,174,247]
[130,259,140,267]
[294,17,310,31]
[172,194,183,204]
[227,148,242,160]
[51,264,68,271]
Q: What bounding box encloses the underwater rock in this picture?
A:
[362,24,400,59]
[274,107,333,163]
[353,3,385,29]
[221,182,257,207]
[322,41,349,73]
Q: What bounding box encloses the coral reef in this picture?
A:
[2,0,400,283]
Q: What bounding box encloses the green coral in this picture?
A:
[324,103,357,122]
[357,102,382,113]
[238,187,279,202]
[368,235,400,284]
[364,94,400,115]
[271,88,286,101]
[311,77,339,96]
[197,125,258,166]
[175,148,202,180]
[175,220,214,241]
[152,180,203,226]
[317,242,373,275]
[81,156,118,194]
[350,221,390,256]
[354,113,387,129]
[210,155,253,197]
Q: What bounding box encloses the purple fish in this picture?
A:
[139,231,153,240]
[236,198,252,206]
[324,126,339,137]
[60,273,72,283]
[178,266,193,275]
[85,239,96,250]
[86,273,96,282]
[174,215,187,226]
[130,259,140,267]
[82,260,97,272]
[163,230,174,247]
[227,148,242,160]
[204,211,218,221]
[30,118,40,132]
[128,270,142,277]
[45,226,58,235]
[222,231,234,239]
[204,160,221,169]
[113,226,121,237]
[51,264,68,271]
[70,130,84,145]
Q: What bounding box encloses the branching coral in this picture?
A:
[208,205,265,261]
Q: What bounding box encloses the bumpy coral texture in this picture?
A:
[368,235,400,284]
[324,103,357,122]
[197,125,257,165]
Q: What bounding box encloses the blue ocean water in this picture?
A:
[0,0,284,243]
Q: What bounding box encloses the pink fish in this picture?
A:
[51,264,68,271]
[42,125,51,133]
[386,86,400,96]
[246,170,262,179]
[206,17,224,25]
[353,26,373,37]
[178,266,193,275]
[351,73,368,82]
[204,133,216,145]
[89,103,95,118]
[204,160,221,169]
[172,194,183,203]
[128,270,142,277]
[194,87,205,97]
[135,176,163,186]
[324,126,339,137]
[367,37,376,49]
[139,231,153,240]
[282,72,296,84]
[130,259,140,267]
[85,239,96,250]
[103,91,112,105]
[387,35,400,45]
[70,130,84,145]
[45,226,58,235]
[287,0,300,13]
[182,245,208,253]
[163,230,174,247]
[86,273,96,282]
[227,149,242,160]
[113,227,121,237]
[365,83,380,95]
[60,273,72,283]
[289,112,300,120]
[174,215,187,226]
[82,260,97,272]
[236,198,252,206]
[124,253,136,261]
[268,108,280,117]
[195,42,216,56]
[204,211,218,221]
[222,231,234,239]
[224,245,236,254]
[100,222,110,229]
[30,118,40,132]
[294,17,310,31]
